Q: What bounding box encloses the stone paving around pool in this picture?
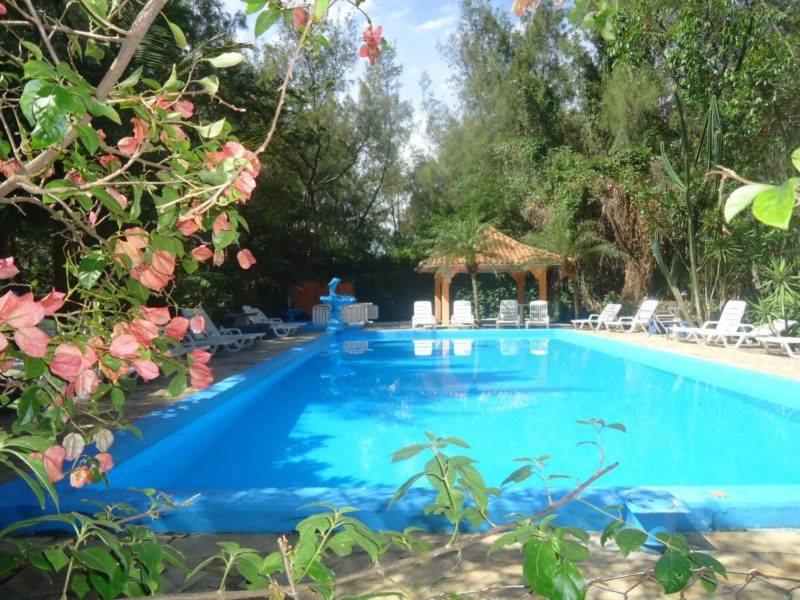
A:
[3,328,800,598]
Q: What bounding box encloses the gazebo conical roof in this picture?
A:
[417,227,562,273]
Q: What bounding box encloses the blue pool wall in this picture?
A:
[2,328,800,534]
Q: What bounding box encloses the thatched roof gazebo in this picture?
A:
[417,227,562,325]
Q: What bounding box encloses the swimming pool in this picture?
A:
[3,329,800,533]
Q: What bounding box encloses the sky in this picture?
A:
[220,0,514,152]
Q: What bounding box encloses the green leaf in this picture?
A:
[168,372,187,397]
[752,178,798,230]
[0,550,22,577]
[654,549,693,594]
[724,184,774,223]
[315,0,329,19]
[117,66,143,88]
[390,444,427,463]
[20,80,48,125]
[77,252,108,289]
[75,124,100,154]
[502,465,532,486]
[196,118,226,139]
[74,547,120,579]
[87,99,121,124]
[441,436,470,448]
[206,52,245,68]
[389,472,423,506]
[791,147,800,173]
[599,520,623,547]
[93,188,125,215]
[198,75,219,95]
[244,0,266,15]
[44,548,70,572]
[23,60,57,80]
[614,529,647,556]
[522,539,557,597]
[606,422,626,433]
[166,18,188,49]
[255,9,281,37]
[71,573,91,599]
[551,560,585,600]
[85,40,105,61]
[689,552,726,576]
[22,41,44,60]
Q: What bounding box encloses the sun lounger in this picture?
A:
[496,300,521,328]
[241,306,304,337]
[758,336,800,358]
[524,301,549,328]
[411,301,436,329]
[571,304,621,330]
[451,300,476,327]
[606,299,660,333]
[181,308,264,352]
[668,300,753,347]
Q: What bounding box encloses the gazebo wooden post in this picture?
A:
[442,270,452,326]
[531,266,548,301]
[434,274,442,322]
[513,272,526,317]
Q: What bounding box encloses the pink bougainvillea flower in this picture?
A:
[1,294,45,329]
[113,227,148,267]
[155,97,194,119]
[95,453,114,473]
[88,210,98,226]
[0,332,7,353]
[130,318,159,347]
[39,289,66,316]
[176,215,202,236]
[0,158,20,178]
[109,334,140,359]
[189,315,205,334]
[132,250,176,292]
[160,124,188,145]
[133,359,159,381]
[69,466,92,488]
[105,187,128,210]
[512,0,541,17]
[50,343,85,382]
[99,155,121,170]
[189,362,213,390]
[292,7,309,29]
[0,257,19,280]
[66,171,86,186]
[212,213,231,234]
[0,4,7,17]
[30,445,66,483]
[131,117,149,143]
[360,25,383,64]
[232,171,256,201]
[205,142,261,202]
[190,348,212,365]
[73,369,100,400]
[213,248,224,266]
[164,316,189,340]
[236,249,257,269]
[14,327,49,358]
[150,251,176,278]
[192,245,214,261]
[139,306,171,326]
[117,136,139,156]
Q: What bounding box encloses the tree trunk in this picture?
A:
[470,271,481,322]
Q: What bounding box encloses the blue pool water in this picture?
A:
[3,329,800,532]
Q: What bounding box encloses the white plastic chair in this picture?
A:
[496,300,520,328]
[606,299,660,333]
[241,306,304,338]
[411,301,436,329]
[313,304,331,326]
[525,301,549,328]
[451,300,476,327]
[669,300,754,348]
[572,304,622,330]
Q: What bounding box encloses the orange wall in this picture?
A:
[290,280,355,317]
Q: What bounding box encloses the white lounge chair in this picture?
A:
[451,300,476,327]
[411,301,436,329]
[758,336,800,358]
[241,306,304,338]
[668,300,754,348]
[181,308,264,352]
[525,301,549,328]
[606,299,660,333]
[572,304,622,330]
[313,304,331,326]
[496,300,521,328]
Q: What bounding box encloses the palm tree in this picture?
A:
[526,216,625,319]
[427,214,494,321]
